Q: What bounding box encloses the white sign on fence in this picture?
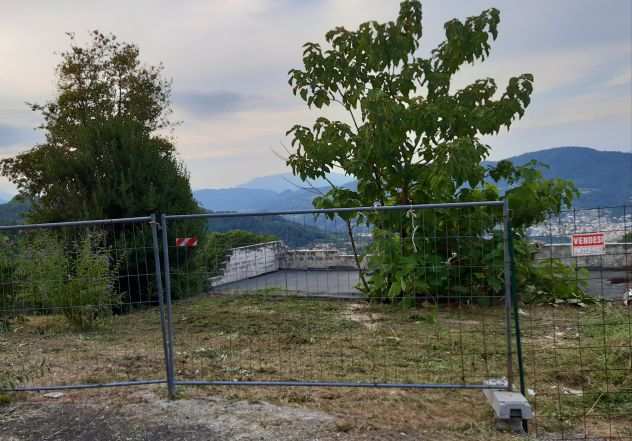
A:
[571,232,605,257]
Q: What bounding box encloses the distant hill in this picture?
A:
[0,196,325,244]
[207,215,329,247]
[0,198,30,225]
[193,187,318,212]
[238,172,351,193]
[194,147,631,211]
[490,147,632,208]
[1,147,628,224]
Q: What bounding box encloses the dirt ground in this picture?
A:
[0,387,526,441]
[2,296,631,440]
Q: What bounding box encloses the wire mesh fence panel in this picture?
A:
[163,203,514,390]
[523,205,632,440]
[0,217,168,391]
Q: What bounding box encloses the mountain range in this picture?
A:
[193,147,632,211]
[238,172,350,192]
[0,146,629,225]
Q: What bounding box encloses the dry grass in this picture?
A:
[2,294,631,440]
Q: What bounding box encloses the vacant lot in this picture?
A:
[1,295,631,440]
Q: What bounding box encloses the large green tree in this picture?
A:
[0,32,203,308]
[1,31,198,222]
[287,1,579,302]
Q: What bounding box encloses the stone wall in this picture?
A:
[534,243,632,269]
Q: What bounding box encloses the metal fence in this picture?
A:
[522,205,632,440]
[4,202,630,438]
[160,201,516,397]
[0,215,169,391]
[1,201,519,401]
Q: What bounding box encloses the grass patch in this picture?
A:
[2,295,631,439]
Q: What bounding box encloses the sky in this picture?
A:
[0,0,630,195]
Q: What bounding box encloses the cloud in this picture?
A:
[174,91,263,117]
[450,42,631,98]
[0,0,629,190]
[173,90,296,119]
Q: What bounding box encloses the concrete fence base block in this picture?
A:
[483,389,532,434]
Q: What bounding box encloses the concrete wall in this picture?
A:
[210,241,286,287]
[280,249,367,270]
[534,243,632,269]
[209,242,367,288]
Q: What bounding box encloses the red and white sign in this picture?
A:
[175,236,198,247]
[571,232,605,257]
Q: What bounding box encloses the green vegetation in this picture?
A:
[203,230,277,277]
[207,215,327,247]
[513,239,594,305]
[0,31,203,307]
[1,231,121,330]
[0,198,30,225]
[7,232,119,325]
[287,1,578,304]
[0,31,199,222]
[622,231,632,242]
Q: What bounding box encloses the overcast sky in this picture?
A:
[1,0,630,194]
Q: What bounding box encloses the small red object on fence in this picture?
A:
[175,237,198,247]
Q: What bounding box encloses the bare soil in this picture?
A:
[0,388,523,441]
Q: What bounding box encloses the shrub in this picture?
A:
[58,232,121,329]
[15,231,120,330]
[14,233,67,313]
[0,235,19,332]
[521,260,593,305]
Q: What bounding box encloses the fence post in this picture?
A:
[502,199,514,391]
[507,215,528,433]
[150,214,175,399]
[160,213,177,398]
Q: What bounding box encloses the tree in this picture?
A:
[0,32,203,307]
[287,1,579,302]
[1,31,198,222]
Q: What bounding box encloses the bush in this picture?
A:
[14,233,67,313]
[58,232,121,328]
[363,208,507,304]
[511,238,594,305]
[0,235,19,332]
[15,231,120,330]
[521,260,593,305]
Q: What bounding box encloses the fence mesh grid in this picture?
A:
[2,204,630,439]
[523,205,632,440]
[165,204,512,388]
[0,218,167,390]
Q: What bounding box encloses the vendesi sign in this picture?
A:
[571,232,605,257]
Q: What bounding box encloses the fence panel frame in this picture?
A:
[162,200,520,395]
[1,214,170,393]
